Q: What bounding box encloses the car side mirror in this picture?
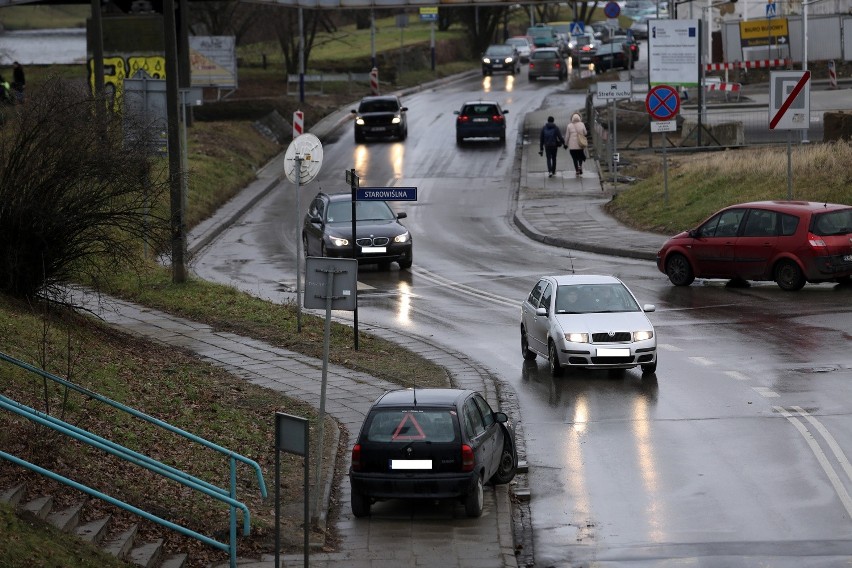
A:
[400,107,408,112]
[687,228,698,237]
[397,212,407,219]
[310,215,322,224]
[535,306,547,317]
[494,412,508,423]
[351,109,357,114]
[503,109,509,114]
[643,304,656,313]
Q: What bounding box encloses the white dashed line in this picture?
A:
[752,387,779,398]
[657,343,682,352]
[688,356,714,366]
[724,370,750,381]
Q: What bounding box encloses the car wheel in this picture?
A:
[351,489,370,518]
[666,253,695,286]
[464,475,484,518]
[642,360,657,375]
[521,327,537,361]
[490,442,517,485]
[548,340,564,377]
[456,134,464,145]
[529,75,537,82]
[354,131,365,144]
[398,251,413,270]
[400,127,407,141]
[774,259,806,291]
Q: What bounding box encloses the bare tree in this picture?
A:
[0,77,171,299]
[270,7,339,75]
[456,6,510,56]
[189,1,266,44]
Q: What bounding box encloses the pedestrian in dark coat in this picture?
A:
[11,62,25,104]
[539,116,566,177]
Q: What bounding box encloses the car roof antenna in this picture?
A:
[412,375,417,406]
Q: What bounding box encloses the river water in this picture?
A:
[0,29,87,66]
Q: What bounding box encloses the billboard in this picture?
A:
[648,19,700,87]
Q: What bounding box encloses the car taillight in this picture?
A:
[808,232,827,249]
[351,444,362,471]
[461,444,475,472]
[631,45,638,51]
[457,115,470,123]
[555,62,562,69]
[492,114,505,123]
[529,62,535,69]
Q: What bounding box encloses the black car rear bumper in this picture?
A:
[350,470,478,500]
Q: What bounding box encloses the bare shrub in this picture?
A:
[0,77,171,299]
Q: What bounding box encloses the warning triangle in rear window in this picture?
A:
[392,413,427,440]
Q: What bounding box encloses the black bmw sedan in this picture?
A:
[302,192,413,270]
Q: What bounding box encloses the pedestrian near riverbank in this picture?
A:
[565,113,588,176]
[539,115,566,177]
[11,62,25,104]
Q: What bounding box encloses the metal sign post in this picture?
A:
[304,257,357,524]
[596,81,632,190]
[274,412,309,568]
[346,169,360,350]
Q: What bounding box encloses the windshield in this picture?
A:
[813,209,852,236]
[555,284,640,314]
[366,409,458,443]
[326,200,396,223]
[358,99,399,113]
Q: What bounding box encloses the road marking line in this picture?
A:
[658,344,682,352]
[792,406,852,485]
[775,406,852,519]
[725,370,749,381]
[410,267,518,309]
[688,356,714,366]
[752,387,779,398]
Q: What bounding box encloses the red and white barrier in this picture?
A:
[293,110,304,139]
[829,60,838,89]
[705,82,741,92]
[370,67,379,95]
[704,59,790,71]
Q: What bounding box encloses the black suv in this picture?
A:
[351,95,408,143]
[349,388,518,518]
[302,192,413,270]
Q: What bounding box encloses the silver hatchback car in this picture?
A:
[520,274,657,376]
[528,47,568,81]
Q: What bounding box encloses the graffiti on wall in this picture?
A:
[88,54,166,110]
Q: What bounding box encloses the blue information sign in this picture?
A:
[356,186,418,201]
[645,85,681,121]
[604,1,621,19]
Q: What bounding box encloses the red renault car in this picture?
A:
[656,201,852,291]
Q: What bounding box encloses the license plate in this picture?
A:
[361,246,386,254]
[597,348,630,357]
[391,459,432,470]
[493,64,503,68]
[472,118,488,122]
[370,126,386,132]
[844,255,852,262]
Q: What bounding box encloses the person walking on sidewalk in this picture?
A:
[565,113,588,176]
[539,116,566,178]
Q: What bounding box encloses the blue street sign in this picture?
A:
[570,21,585,36]
[766,1,776,17]
[604,1,621,19]
[645,85,681,121]
[356,186,418,201]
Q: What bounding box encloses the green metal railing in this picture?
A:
[0,351,268,568]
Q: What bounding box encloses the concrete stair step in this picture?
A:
[75,514,111,544]
[160,553,188,568]
[0,483,27,508]
[128,538,164,568]
[22,495,53,520]
[104,523,138,560]
[46,500,86,533]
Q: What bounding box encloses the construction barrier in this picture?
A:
[704,59,791,71]
[704,81,742,102]
[370,67,379,95]
[829,60,838,89]
[293,110,304,139]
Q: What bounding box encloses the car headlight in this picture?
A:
[394,231,410,243]
[392,116,401,124]
[355,118,365,126]
[504,57,514,64]
[633,330,654,341]
[563,333,589,343]
[483,57,492,64]
[329,236,349,247]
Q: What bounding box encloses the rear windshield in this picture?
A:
[812,209,852,236]
[534,50,558,60]
[365,409,458,443]
[463,104,499,116]
[359,99,399,113]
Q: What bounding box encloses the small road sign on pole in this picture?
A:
[769,70,810,130]
[646,85,681,121]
